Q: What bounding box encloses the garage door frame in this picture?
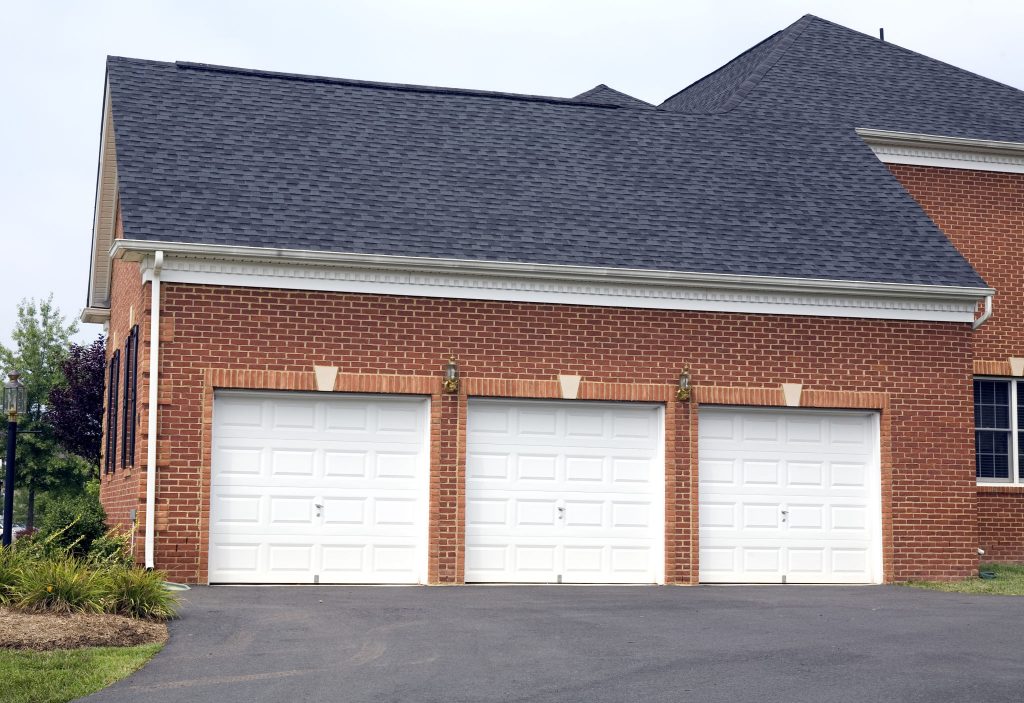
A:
[208,389,431,585]
[465,397,667,585]
[697,405,884,584]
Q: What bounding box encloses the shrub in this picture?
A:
[0,548,26,605]
[103,567,178,620]
[87,529,134,568]
[37,494,107,557]
[16,556,105,614]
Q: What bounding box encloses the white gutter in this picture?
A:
[109,239,994,303]
[856,128,1024,175]
[973,294,993,330]
[144,250,163,570]
[855,128,1024,156]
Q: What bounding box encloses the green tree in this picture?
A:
[0,295,82,528]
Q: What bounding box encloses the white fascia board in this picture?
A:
[857,128,1024,174]
[113,239,992,323]
[87,80,118,312]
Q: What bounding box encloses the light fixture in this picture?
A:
[3,371,26,547]
[675,366,691,402]
[3,372,26,421]
[442,356,460,394]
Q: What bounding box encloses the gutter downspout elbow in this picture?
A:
[144,251,163,569]
[973,295,993,330]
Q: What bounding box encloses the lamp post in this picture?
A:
[3,372,26,547]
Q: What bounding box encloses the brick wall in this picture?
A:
[98,209,147,563]
[977,487,1024,563]
[888,165,1024,361]
[889,164,1024,565]
[128,283,977,583]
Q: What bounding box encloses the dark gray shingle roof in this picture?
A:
[662,15,1024,142]
[106,18,1005,289]
[572,84,654,109]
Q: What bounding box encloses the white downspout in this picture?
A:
[973,295,993,330]
[144,251,163,569]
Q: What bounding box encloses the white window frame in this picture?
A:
[974,376,1021,486]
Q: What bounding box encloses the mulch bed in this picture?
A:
[0,609,167,651]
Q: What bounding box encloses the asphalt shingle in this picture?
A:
[106,15,1007,289]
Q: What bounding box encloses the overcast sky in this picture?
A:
[2,0,1023,349]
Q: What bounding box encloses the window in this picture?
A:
[121,325,139,469]
[974,378,1023,483]
[105,350,121,474]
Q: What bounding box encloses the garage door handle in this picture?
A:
[781,509,788,523]
[557,507,565,520]
[315,503,323,517]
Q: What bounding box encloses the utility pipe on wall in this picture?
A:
[144,250,163,569]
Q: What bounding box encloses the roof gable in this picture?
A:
[573,84,653,109]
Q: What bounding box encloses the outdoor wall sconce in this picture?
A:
[676,366,692,402]
[442,356,460,394]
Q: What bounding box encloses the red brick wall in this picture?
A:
[977,487,1024,563]
[134,284,977,583]
[888,165,1024,361]
[889,164,1024,564]
[98,210,147,562]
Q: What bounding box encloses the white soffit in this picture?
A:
[857,128,1024,174]
[114,240,990,323]
[84,81,118,322]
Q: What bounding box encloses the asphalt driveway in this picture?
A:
[84,585,1023,703]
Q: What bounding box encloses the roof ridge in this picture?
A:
[802,14,1024,98]
[659,14,812,112]
[711,15,813,113]
[172,60,625,109]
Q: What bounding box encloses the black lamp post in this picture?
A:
[3,371,26,547]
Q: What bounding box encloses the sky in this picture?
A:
[2,0,1023,349]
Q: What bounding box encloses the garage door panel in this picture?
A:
[215,446,264,477]
[742,460,782,486]
[209,392,428,584]
[516,499,559,526]
[267,543,315,572]
[270,449,316,477]
[517,454,558,480]
[466,400,663,584]
[565,456,605,482]
[217,398,265,428]
[520,408,559,436]
[271,402,316,430]
[699,408,881,584]
[268,496,317,525]
[830,462,868,488]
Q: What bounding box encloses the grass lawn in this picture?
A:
[0,643,162,703]
[904,563,1024,595]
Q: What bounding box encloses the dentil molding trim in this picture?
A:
[133,251,980,323]
[857,128,1024,174]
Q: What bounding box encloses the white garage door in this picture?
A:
[466,399,664,584]
[699,407,882,584]
[209,392,429,584]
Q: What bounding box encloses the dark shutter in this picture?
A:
[105,350,121,474]
[121,325,139,468]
